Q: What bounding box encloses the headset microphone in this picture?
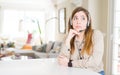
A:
[79,30,84,32]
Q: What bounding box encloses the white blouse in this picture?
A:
[59,29,104,72]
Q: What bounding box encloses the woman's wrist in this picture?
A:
[68,59,73,67]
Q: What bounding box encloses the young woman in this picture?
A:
[57,7,104,75]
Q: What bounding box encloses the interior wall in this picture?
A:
[106,0,113,74]
[88,0,101,29]
[82,0,88,10]
[100,0,108,74]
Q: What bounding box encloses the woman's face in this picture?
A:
[72,11,88,32]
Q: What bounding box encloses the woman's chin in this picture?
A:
[76,29,80,32]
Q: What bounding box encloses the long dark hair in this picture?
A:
[68,7,93,55]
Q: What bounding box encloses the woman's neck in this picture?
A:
[76,31,85,41]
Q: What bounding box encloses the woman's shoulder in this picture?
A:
[92,29,104,39]
[93,29,103,36]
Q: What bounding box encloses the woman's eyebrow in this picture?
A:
[73,16,78,20]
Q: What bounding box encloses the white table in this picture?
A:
[0,58,100,75]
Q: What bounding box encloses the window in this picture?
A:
[1,9,45,45]
[112,0,120,74]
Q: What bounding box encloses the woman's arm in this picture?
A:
[72,30,104,69]
[57,41,71,66]
[58,29,80,58]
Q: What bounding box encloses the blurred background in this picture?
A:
[0,0,119,75]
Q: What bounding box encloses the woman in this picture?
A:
[57,7,104,75]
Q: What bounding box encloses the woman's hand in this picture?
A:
[65,29,79,47]
[66,29,79,41]
[57,55,69,67]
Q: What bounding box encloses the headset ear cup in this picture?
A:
[87,21,90,27]
[87,14,90,27]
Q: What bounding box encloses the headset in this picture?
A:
[70,14,90,28]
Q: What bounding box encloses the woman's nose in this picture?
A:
[77,20,81,24]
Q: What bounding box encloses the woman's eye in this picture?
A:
[83,18,85,20]
[73,16,86,21]
[82,17,85,20]
[73,17,78,20]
